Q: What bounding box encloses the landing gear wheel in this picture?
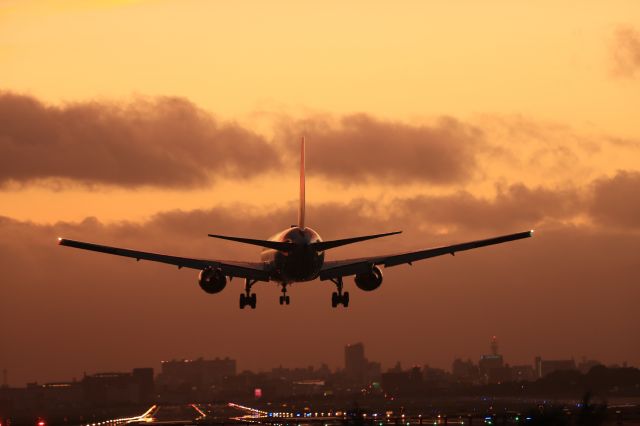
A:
[330,278,349,308]
[240,279,258,310]
[279,283,290,306]
[239,293,246,309]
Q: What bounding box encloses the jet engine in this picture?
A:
[198,267,227,294]
[354,265,383,291]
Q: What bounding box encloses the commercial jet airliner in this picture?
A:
[58,138,533,309]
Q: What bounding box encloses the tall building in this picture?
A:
[344,343,380,385]
[345,343,367,384]
[490,335,499,356]
[479,336,505,384]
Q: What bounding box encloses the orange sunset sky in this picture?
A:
[0,0,639,386]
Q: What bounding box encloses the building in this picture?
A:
[535,356,577,378]
[344,343,380,385]
[452,358,479,383]
[157,357,236,389]
[578,358,602,374]
[83,368,154,406]
[511,365,536,382]
[345,343,367,383]
[381,369,411,395]
[479,337,504,384]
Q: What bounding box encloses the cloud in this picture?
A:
[590,171,640,229]
[0,92,280,188]
[2,175,639,385]
[0,94,486,189]
[392,183,584,233]
[610,26,640,78]
[3,93,634,193]
[386,170,640,233]
[278,114,483,185]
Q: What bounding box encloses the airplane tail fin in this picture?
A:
[298,136,306,229]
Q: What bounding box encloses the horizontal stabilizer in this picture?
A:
[208,234,295,251]
[311,231,402,251]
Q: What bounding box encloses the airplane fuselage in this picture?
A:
[260,226,325,283]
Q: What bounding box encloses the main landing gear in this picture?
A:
[240,279,257,309]
[279,283,290,305]
[330,277,349,308]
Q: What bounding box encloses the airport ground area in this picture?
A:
[1,395,639,426]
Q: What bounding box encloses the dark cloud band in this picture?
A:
[279,114,482,185]
[0,93,483,189]
[0,93,280,188]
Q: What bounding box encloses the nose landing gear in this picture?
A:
[330,277,349,308]
[279,283,290,305]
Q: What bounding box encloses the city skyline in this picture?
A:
[3,339,634,388]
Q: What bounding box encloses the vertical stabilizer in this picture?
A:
[298,136,306,229]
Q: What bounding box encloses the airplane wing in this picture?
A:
[58,238,271,281]
[319,230,533,281]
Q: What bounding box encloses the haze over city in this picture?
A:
[1,0,639,392]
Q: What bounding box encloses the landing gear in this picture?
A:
[279,295,290,305]
[279,283,290,305]
[330,277,349,308]
[240,279,257,309]
[240,293,256,309]
[331,291,349,307]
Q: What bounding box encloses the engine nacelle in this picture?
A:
[198,267,227,294]
[354,265,383,291]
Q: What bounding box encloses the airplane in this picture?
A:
[58,137,533,309]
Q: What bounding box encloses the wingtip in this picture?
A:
[529,229,535,237]
[57,237,64,245]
